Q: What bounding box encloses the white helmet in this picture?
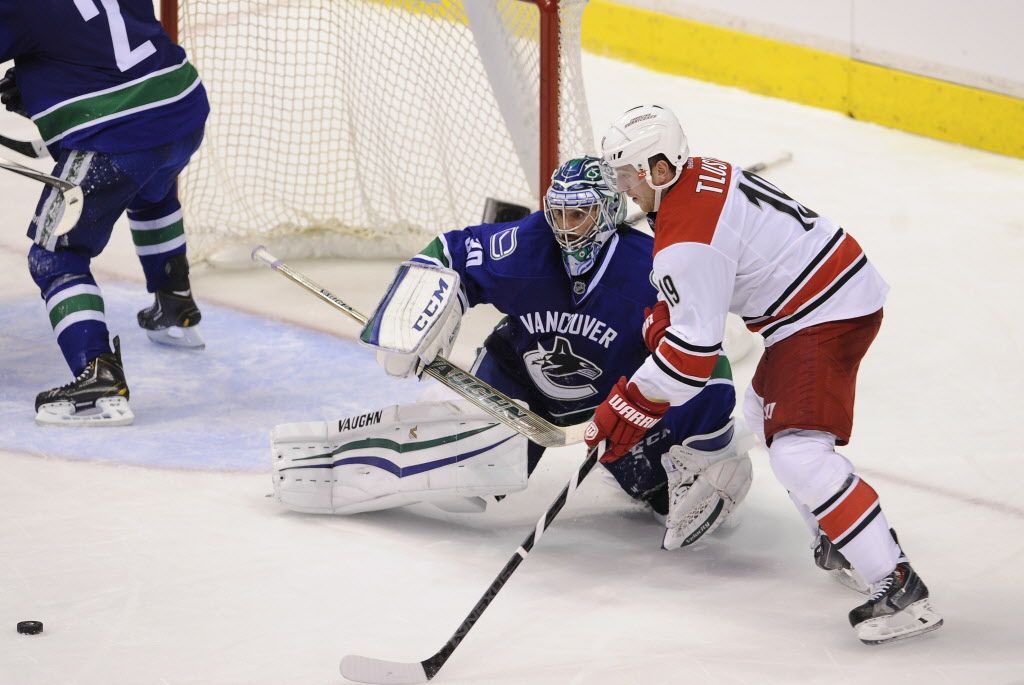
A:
[600,104,689,212]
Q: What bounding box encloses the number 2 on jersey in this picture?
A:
[73,0,157,72]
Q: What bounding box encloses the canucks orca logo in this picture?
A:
[522,336,602,400]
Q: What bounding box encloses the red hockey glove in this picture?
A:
[585,377,670,463]
[642,300,670,352]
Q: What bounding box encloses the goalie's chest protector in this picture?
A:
[474,220,657,408]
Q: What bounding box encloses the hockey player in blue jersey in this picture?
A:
[271,158,753,549]
[1,0,210,426]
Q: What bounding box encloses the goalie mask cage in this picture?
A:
[160,0,594,263]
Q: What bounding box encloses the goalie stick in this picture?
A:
[0,155,84,241]
[340,442,605,684]
[251,246,587,448]
[0,132,49,159]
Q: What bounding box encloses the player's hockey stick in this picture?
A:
[340,441,604,684]
[745,151,793,174]
[251,246,587,448]
[0,156,84,240]
[0,132,49,159]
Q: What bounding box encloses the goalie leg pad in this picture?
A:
[271,400,527,514]
[660,420,755,549]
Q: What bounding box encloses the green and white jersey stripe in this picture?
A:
[47,284,106,337]
[32,60,202,145]
[129,209,187,256]
[416,235,452,268]
[415,234,468,311]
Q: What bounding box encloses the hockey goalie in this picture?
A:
[271,157,753,548]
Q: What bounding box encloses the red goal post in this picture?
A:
[160,0,593,263]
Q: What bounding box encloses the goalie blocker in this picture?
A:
[271,400,528,514]
[359,261,464,379]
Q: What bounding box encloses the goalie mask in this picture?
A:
[543,156,625,277]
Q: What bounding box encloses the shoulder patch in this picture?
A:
[654,157,732,254]
[490,226,519,260]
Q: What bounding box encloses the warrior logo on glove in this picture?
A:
[586,376,669,462]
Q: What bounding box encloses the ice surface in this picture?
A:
[1,51,1023,685]
[0,282,418,469]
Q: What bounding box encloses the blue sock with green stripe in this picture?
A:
[43,275,111,376]
[128,199,188,293]
[29,244,111,375]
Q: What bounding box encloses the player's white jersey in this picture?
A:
[633,157,889,405]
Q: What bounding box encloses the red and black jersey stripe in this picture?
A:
[744,229,867,337]
[652,330,722,388]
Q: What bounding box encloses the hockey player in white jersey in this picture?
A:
[590,104,942,644]
[271,157,753,550]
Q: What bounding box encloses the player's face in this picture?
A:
[603,163,655,213]
[549,205,599,248]
[628,182,656,213]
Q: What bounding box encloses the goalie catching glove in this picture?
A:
[659,419,754,549]
[360,261,464,379]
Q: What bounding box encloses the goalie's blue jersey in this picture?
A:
[0,0,208,153]
[413,211,734,428]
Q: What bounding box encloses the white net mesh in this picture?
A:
[173,0,593,264]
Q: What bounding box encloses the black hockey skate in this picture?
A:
[137,253,204,349]
[848,562,943,645]
[35,336,134,427]
[814,532,869,593]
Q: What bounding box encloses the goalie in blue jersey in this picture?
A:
[271,157,753,549]
[1,0,209,426]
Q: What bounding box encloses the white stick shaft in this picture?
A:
[0,156,75,191]
[1,157,84,242]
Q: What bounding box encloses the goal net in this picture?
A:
[164,0,594,263]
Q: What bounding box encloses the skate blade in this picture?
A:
[855,599,944,645]
[35,397,135,427]
[145,326,205,349]
[828,568,871,595]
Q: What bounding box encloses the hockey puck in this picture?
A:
[16,620,43,635]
